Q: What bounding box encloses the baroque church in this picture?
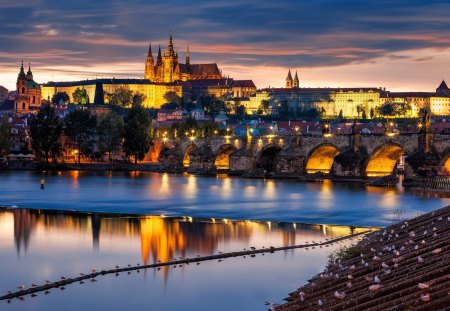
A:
[15,61,42,114]
[144,34,222,83]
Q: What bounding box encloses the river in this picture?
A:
[0,171,448,310]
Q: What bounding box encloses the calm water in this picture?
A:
[0,171,448,310]
[0,171,447,226]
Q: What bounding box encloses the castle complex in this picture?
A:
[242,70,450,117]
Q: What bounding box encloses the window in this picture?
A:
[22,102,26,110]
[21,87,25,94]
[32,96,35,104]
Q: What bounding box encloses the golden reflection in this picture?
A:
[184,175,198,199]
[221,178,232,199]
[263,179,276,199]
[69,170,80,189]
[159,173,171,196]
[316,179,334,209]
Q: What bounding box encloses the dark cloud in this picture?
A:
[0,0,449,87]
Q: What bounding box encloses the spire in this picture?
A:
[168,32,174,55]
[27,62,32,75]
[293,70,299,88]
[286,69,293,88]
[156,45,162,66]
[148,43,153,56]
[436,79,450,96]
[286,69,293,81]
[18,60,25,78]
[186,44,190,66]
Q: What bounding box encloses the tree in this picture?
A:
[97,111,124,162]
[132,93,146,107]
[65,109,97,164]
[163,91,181,106]
[395,102,411,117]
[235,105,246,120]
[72,87,89,104]
[51,92,70,104]
[0,116,11,156]
[362,110,367,119]
[29,104,63,163]
[202,95,227,116]
[278,100,290,119]
[379,102,395,117]
[338,109,343,119]
[356,104,363,118]
[108,87,133,107]
[259,99,270,115]
[123,103,152,164]
[370,108,375,119]
[175,116,198,138]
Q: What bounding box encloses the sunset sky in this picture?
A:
[0,0,449,91]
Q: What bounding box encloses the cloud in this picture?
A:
[0,0,449,90]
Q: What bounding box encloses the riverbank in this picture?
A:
[276,205,450,310]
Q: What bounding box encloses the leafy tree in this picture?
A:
[108,86,133,107]
[278,100,290,119]
[65,109,97,164]
[201,95,227,116]
[0,116,11,156]
[51,92,70,104]
[123,103,152,164]
[356,104,363,118]
[72,88,89,104]
[163,91,181,106]
[160,103,180,110]
[338,109,343,119]
[370,108,375,119]
[29,104,63,163]
[378,102,395,117]
[362,110,367,119]
[132,93,146,107]
[395,102,411,117]
[235,105,246,120]
[258,99,270,115]
[97,111,124,162]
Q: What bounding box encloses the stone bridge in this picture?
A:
[153,131,450,178]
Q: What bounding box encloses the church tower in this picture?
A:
[15,61,41,114]
[144,43,155,81]
[293,70,299,88]
[162,33,176,82]
[286,69,293,88]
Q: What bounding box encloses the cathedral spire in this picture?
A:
[145,43,155,80]
[168,32,174,55]
[186,44,190,66]
[156,45,162,66]
[286,69,293,88]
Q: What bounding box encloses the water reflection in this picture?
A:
[2,207,367,268]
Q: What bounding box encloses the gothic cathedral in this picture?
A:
[145,34,222,83]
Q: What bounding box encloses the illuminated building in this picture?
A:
[144,34,222,83]
[14,61,42,114]
[41,78,182,109]
[243,70,450,117]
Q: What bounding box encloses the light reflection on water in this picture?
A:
[0,208,367,311]
[0,171,448,227]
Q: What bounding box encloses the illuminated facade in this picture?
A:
[41,78,182,109]
[243,71,450,118]
[145,34,222,83]
[15,62,42,114]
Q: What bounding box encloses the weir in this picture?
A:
[0,230,372,302]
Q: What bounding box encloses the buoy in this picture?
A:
[40,179,45,189]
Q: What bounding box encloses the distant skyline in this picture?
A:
[0,0,449,91]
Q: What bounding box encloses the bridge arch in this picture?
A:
[438,150,450,175]
[255,144,282,172]
[305,143,341,174]
[157,147,170,162]
[364,143,406,177]
[214,144,237,170]
[183,144,198,168]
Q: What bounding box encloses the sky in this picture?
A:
[0,0,449,91]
